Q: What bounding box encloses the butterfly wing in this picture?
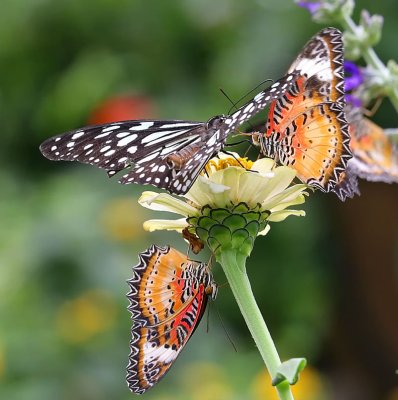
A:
[349,117,398,183]
[259,27,354,200]
[126,245,216,394]
[40,73,299,195]
[40,119,210,194]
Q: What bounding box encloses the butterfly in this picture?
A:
[252,27,355,201]
[348,114,398,184]
[39,73,299,195]
[126,245,217,394]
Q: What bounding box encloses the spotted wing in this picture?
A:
[40,73,299,195]
[126,245,216,394]
[39,120,208,193]
[349,117,398,183]
[259,27,354,200]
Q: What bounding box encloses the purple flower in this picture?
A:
[344,61,363,91]
[345,94,362,108]
[296,1,321,15]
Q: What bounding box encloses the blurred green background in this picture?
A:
[1,1,397,399]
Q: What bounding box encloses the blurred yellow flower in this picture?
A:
[56,289,117,343]
[100,197,149,241]
[387,386,398,400]
[180,362,233,400]
[252,365,325,400]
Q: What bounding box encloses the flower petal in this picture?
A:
[263,185,308,211]
[267,209,306,222]
[258,224,271,236]
[256,166,297,202]
[143,218,188,232]
[139,191,198,216]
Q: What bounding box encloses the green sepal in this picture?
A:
[272,358,307,386]
[210,208,230,223]
[222,214,247,229]
[230,228,249,248]
[208,224,231,246]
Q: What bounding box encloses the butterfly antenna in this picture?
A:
[226,78,275,115]
[219,88,239,113]
[215,304,238,353]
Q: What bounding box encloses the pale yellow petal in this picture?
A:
[258,224,271,236]
[139,191,197,216]
[143,218,188,232]
[263,185,308,211]
[251,158,276,175]
[267,209,306,222]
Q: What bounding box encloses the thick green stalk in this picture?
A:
[219,249,294,400]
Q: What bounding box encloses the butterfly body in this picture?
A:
[126,245,216,394]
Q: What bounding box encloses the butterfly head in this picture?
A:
[206,115,226,133]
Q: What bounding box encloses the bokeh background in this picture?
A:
[1,1,397,399]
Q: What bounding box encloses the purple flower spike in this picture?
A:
[296,1,321,15]
[344,61,363,91]
[346,94,362,108]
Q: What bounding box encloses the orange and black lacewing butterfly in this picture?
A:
[348,114,398,185]
[126,245,217,394]
[251,27,355,201]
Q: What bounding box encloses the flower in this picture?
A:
[344,61,364,108]
[344,61,364,91]
[252,365,325,400]
[139,154,308,256]
[296,1,321,15]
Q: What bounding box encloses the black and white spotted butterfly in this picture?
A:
[40,74,298,195]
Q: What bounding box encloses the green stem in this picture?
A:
[219,249,294,400]
[340,12,398,112]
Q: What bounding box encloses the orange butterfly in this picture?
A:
[126,245,216,394]
[253,27,355,200]
[348,115,398,184]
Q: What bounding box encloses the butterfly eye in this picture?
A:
[206,115,225,130]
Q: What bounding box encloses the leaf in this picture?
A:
[272,358,307,386]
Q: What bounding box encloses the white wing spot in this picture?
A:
[128,146,137,154]
[94,132,110,139]
[72,131,84,139]
[116,131,131,138]
[103,125,120,133]
[66,142,75,148]
[51,145,57,151]
[100,146,111,153]
[85,149,93,155]
[118,157,128,163]
[105,149,116,156]
[117,135,137,146]
[55,137,61,142]
[130,122,154,131]
[159,165,166,173]
[84,144,93,150]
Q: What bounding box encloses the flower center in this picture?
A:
[204,156,254,175]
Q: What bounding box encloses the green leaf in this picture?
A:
[272,358,307,386]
